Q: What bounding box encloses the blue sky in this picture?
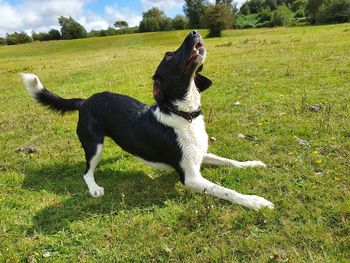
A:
[0,0,188,37]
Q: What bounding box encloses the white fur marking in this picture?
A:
[203,153,267,168]
[139,158,172,170]
[84,144,104,197]
[19,73,44,98]
[173,80,201,112]
[185,173,274,210]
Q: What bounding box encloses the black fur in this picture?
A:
[195,73,212,92]
[34,88,84,113]
[77,92,185,180]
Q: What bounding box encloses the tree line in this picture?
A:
[1,0,349,45]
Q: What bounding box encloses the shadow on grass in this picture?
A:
[22,157,181,234]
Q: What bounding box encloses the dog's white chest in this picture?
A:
[175,116,208,165]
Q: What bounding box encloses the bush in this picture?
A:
[160,17,173,31]
[32,32,49,41]
[47,29,61,40]
[200,4,234,37]
[234,14,259,28]
[257,7,273,23]
[256,20,273,27]
[6,31,32,45]
[172,15,189,29]
[272,5,293,26]
[32,29,61,42]
[294,8,305,18]
[0,37,6,45]
[88,27,138,38]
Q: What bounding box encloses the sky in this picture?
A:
[0,0,221,37]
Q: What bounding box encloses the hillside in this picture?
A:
[0,25,349,261]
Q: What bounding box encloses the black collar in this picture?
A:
[160,104,202,123]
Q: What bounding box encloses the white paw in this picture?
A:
[245,160,267,168]
[242,195,274,210]
[89,186,105,198]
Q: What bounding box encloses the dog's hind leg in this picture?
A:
[202,153,266,168]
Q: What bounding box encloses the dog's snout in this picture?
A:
[191,30,198,36]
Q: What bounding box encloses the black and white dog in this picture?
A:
[20,31,274,210]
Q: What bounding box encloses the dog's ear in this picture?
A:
[195,73,212,92]
[153,78,164,103]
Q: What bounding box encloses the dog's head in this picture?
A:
[152,30,212,104]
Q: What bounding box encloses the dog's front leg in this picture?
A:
[202,153,267,168]
[183,165,274,210]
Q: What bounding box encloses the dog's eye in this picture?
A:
[152,74,162,84]
[165,52,174,61]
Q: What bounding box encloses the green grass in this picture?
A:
[1,25,350,262]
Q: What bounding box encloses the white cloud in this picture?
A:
[0,0,87,37]
[141,0,184,13]
[78,11,109,31]
[104,5,142,27]
[0,0,246,37]
[0,0,144,37]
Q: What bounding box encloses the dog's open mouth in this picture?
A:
[186,41,206,68]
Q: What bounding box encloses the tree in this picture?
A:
[140,17,160,32]
[32,31,48,41]
[200,4,234,37]
[32,29,61,41]
[0,37,7,45]
[216,0,237,12]
[58,16,87,39]
[216,0,233,4]
[272,5,293,26]
[172,15,189,29]
[306,0,350,23]
[183,0,209,28]
[48,29,61,40]
[317,0,350,23]
[139,7,173,32]
[258,7,273,22]
[6,31,32,45]
[305,0,323,21]
[114,20,129,29]
[291,0,307,12]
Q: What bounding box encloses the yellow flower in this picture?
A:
[312,150,319,155]
[315,159,322,164]
[288,152,294,155]
[257,122,264,126]
[331,137,336,141]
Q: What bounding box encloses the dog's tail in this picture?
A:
[19,73,85,114]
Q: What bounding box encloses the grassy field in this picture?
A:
[1,24,349,262]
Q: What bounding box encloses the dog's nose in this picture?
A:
[191,30,198,36]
